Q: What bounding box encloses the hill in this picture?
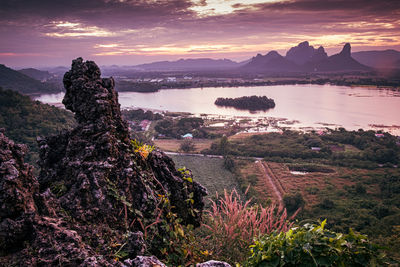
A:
[352,49,400,69]
[18,68,53,81]
[241,51,299,73]
[307,43,370,72]
[133,58,240,71]
[0,64,60,94]
[0,87,76,164]
[241,42,370,74]
[285,41,328,65]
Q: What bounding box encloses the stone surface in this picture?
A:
[0,129,37,252]
[126,255,166,267]
[196,260,232,267]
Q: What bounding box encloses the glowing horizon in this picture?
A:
[1,0,399,67]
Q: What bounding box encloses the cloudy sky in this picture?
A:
[1,0,399,67]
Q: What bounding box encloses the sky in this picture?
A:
[1,0,400,68]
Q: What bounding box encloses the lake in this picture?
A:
[35,84,400,135]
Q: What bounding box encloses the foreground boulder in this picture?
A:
[0,58,207,265]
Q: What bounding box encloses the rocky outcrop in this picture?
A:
[196,260,232,267]
[285,41,328,66]
[38,57,206,227]
[309,43,370,72]
[0,58,207,266]
[0,129,109,266]
[241,51,299,72]
[0,129,37,253]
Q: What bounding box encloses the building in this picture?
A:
[182,133,193,139]
[139,120,151,131]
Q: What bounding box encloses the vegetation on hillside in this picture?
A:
[0,88,76,164]
[203,129,400,168]
[215,95,276,111]
[155,117,206,138]
[245,220,385,267]
[0,64,60,94]
[146,181,387,266]
[121,108,163,121]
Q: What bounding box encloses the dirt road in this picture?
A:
[257,161,285,208]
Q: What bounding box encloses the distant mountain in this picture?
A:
[285,41,328,65]
[241,51,299,73]
[18,68,53,81]
[133,58,241,71]
[40,66,69,75]
[0,64,60,94]
[352,49,400,69]
[240,42,369,73]
[307,43,370,72]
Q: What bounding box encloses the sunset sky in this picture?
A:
[1,0,399,67]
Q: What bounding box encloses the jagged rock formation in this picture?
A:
[241,51,299,72]
[0,129,37,253]
[311,43,370,72]
[38,57,206,227]
[285,41,328,66]
[242,42,370,73]
[0,58,207,266]
[0,129,109,265]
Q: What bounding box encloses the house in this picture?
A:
[375,133,385,138]
[182,133,193,139]
[139,120,151,131]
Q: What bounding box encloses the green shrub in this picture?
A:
[283,192,305,213]
[244,220,385,267]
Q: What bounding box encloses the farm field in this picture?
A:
[154,139,214,153]
[235,158,400,260]
[169,154,240,204]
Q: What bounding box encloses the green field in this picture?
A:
[170,154,240,203]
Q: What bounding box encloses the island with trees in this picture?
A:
[214,95,276,111]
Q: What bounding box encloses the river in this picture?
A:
[34,84,400,135]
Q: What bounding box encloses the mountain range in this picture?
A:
[241,42,370,73]
[132,58,243,71]
[1,41,399,94]
[125,41,388,73]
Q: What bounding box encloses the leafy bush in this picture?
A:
[180,139,196,152]
[223,155,235,172]
[245,220,385,267]
[283,193,305,213]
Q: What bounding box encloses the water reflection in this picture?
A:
[34,84,400,135]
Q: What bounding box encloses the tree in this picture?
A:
[223,155,235,172]
[219,135,229,155]
[283,192,305,213]
[180,139,196,153]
